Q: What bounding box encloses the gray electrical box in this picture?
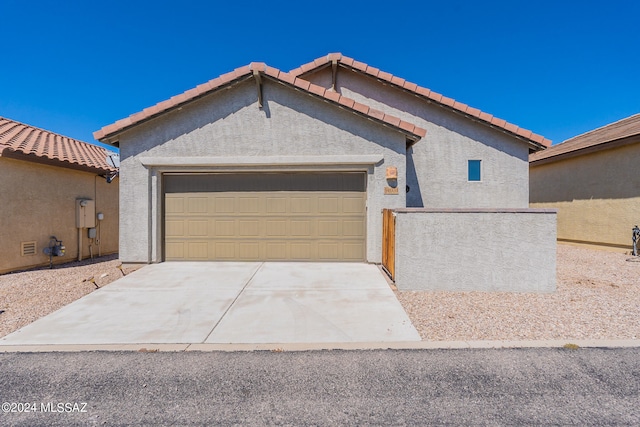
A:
[88,228,97,239]
[76,199,96,228]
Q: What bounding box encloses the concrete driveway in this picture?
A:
[0,262,420,346]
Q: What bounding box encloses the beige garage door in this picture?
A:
[164,173,366,261]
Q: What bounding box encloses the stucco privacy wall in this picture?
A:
[304,69,530,208]
[117,79,408,263]
[393,209,557,292]
[530,143,640,251]
[0,158,119,274]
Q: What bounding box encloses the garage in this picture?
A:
[164,172,367,261]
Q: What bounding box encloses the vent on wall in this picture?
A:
[21,241,37,256]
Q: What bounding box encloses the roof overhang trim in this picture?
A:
[530,135,640,166]
[0,148,115,175]
[95,65,426,145]
[291,54,551,151]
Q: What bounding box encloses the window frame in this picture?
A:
[468,160,482,182]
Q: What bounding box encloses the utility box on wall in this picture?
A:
[76,199,96,228]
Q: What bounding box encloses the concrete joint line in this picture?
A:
[202,262,264,342]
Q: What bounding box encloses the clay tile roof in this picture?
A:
[291,53,551,150]
[95,63,426,143]
[529,113,640,164]
[0,116,116,173]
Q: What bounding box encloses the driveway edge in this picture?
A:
[0,339,639,353]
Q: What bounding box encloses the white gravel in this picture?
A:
[1,245,639,341]
[396,244,640,341]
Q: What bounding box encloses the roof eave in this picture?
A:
[96,67,426,145]
[294,58,551,149]
[1,149,116,175]
[262,74,424,143]
[94,74,254,143]
[530,135,640,166]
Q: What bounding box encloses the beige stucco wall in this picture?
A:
[530,142,640,251]
[0,157,119,274]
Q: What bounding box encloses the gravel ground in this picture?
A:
[396,244,640,341]
[0,255,139,338]
[1,245,639,341]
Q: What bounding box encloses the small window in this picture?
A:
[468,160,481,182]
[21,241,37,256]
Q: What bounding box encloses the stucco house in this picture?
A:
[530,113,640,252]
[95,53,557,292]
[0,116,119,274]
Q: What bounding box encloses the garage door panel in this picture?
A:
[343,220,365,237]
[215,220,236,237]
[165,173,366,261]
[188,220,209,236]
[239,242,260,259]
[291,220,312,237]
[238,197,260,214]
[266,197,287,214]
[343,197,366,214]
[266,220,287,236]
[165,220,185,237]
[165,197,184,214]
[318,197,339,213]
[343,243,366,260]
[239,220,260,237]
[188,197,208,214]
[291,197,312,213]
[215,198,235,213]
[290,243,312,260]
[214,242,236,259]
[265,242,287,260]
[318,243,340,260]
[318,220,339,237]
[187,242,208,259]
[165,242,185,259]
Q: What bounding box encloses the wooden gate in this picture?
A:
[382,209,396,280]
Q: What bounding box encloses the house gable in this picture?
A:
[100,64,420,264]
[291,53,550,151]
[294,54,540,209]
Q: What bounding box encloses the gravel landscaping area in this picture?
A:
[396,244,640,341]
[0,255,139,338]
[1,245,639,341]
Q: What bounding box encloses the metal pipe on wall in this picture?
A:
[78,228,82,261]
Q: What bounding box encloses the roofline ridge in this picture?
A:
[95,62,427,142]
[555,112,640,146]
[290,53,551,149]
[0,115,104,150]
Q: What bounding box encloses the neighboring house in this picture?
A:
[0,116,119,274]
[530,113,640,252]
[94,53,557,292]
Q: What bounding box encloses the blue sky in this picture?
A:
[1,0,638,149]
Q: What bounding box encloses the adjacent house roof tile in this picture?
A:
[94,63,427,143]
[291,53,551,149]
[0,116,116,173]
[530,113,640,164]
